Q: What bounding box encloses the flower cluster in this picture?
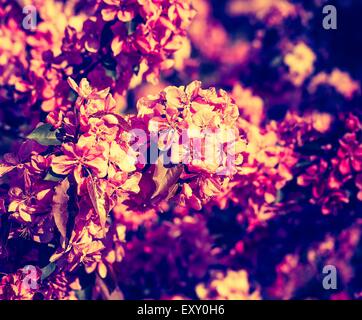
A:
[94,0,196,92]
[0,78,140,288]
[136,81,246,213]
[0,266,42,300]
[0,0,195,146]
[296,113,362,215]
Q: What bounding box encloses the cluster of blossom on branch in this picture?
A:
[0,0,194,138]
[1,0,362,300]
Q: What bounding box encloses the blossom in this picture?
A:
[232,84,264,126]
[50,225,106,273]
[41,272,80,300]
[100,0,138,22]
[51,141,108,186]
[136,81,247,211]
[295,114,362,214]
[309,69,360,100]
[226,0,296,26]
[0,267,42,300]
[284,42,316,86]
[209,116,298,227]
[196,270,261,300]
[335,133,362,176]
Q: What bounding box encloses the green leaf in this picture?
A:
[87,176,109,237]
[27,123,61,146]
[105,67,117,81]
[151,156,183,200]
[126,21,136,35]
[275,189,284,204]
[44,170,65,182]
[295,160,313,168]
[41,262,56,281]
[75,287,92,300]
[51,178,70,240]
[271,55,282,67]
[68,90,78,102]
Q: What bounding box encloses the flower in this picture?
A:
[0,267,42,300]
[196,270,261,300]
[309,69,360,100]
[226,0,296,26]
[232,84,264,126]
[335,133,362,176]
[51,141,108,186]
[101,0,138,22]
[284,42,316,86]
